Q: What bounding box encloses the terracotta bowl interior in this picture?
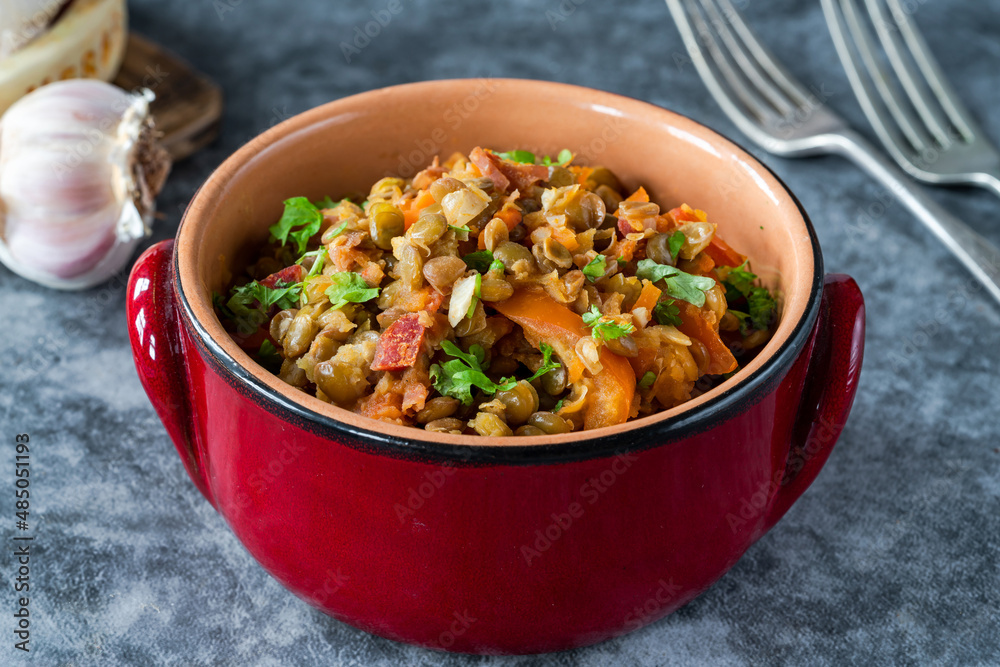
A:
[178,79,815,447]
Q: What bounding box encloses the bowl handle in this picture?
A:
[127,239,216,507]
[762,274,865,533]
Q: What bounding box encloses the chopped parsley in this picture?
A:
[639,371,656,389]
[540,149,573,166]
[652,299,682,327]
[324,272,379,310]
[269,197,323,254]
[667,230,686,262]
[296,247,328,278]
[256,340,283,374]
[582,305,636,342]
[430,341,560,406]
[489,259,506,274]
[496,149,572,166]
[496,149,536,164]
[313,195,340,209]
[225,279,302,333]
[722,262,777,334]
[582,255,607,282]
[463,250,495,273]
[325,221,349,241]
[553,398,565,412]
[449,224,471,241]
[635,259,717,307]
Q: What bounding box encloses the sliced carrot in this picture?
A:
[550,225,579,252]
[676,301,737,375]
[402,190,435,230]
[492,288,635,429]
[631,281,662,315]
[496,204,522,231]
[704,236,746,268]
[625,186,650,203]
[574,166,595,186]
[667,204,707,223]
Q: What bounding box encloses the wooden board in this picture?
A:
[113,33,223,161]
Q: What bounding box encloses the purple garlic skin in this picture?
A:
[0,79,170,289]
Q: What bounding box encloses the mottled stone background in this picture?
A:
[2,0,998,664]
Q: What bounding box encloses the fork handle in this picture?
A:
[831,130,1000,305]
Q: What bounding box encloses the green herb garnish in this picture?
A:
[257,340,283,374]
[540,149,573,166]
[635,259,717,307]
[639,371,656,389]
[553,398,565,412]
[296,247,328,278]
[313,195,339,209]
[667,230,686,263]
[430,341,559,406]
[496,150,535,164]
[449,224,471,241]
[652,299,682,327]
[226,280,302,333]
[269,197,323,254]
[582,255,607,282]
[582,305,636,343]
[324,272,379,310]
[463,250,494,273]
[722,262,777,334]
[489,259,506,274]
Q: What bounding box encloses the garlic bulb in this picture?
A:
[0,0,67,60]
[0,79,171,289]
[0,0,127,116]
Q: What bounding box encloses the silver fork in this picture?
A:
[665,0,1000,305]
[823,0,1000,198]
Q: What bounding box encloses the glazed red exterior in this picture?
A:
[128,238,864,654]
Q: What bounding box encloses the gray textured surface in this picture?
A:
[2,0,999,664]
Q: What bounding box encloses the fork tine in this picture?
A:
[837,0,932,153]
[713,0,815,110]
[668,0,779,125]
[863,0,954,147]
[884,0,980,142]
[696,0,797,117]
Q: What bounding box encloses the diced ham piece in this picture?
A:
[470,147,510,192]
[371,313,428,372]
[260,264,306,288]
[495,159,549,191]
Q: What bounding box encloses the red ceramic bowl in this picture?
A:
[127,79,864,655]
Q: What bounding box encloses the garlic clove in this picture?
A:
[0,0,68,60]
[0,0,128,116]
[0,79,171,290]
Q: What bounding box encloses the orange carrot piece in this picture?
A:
[402,190,435,230]
[632,281,662,315]
[496,204,522,231]
[492,289,635,429]
[676,301,737,375]
[704,236,746,268]
[625,186,650,203]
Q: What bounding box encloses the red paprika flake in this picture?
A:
[371,313,427,372]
